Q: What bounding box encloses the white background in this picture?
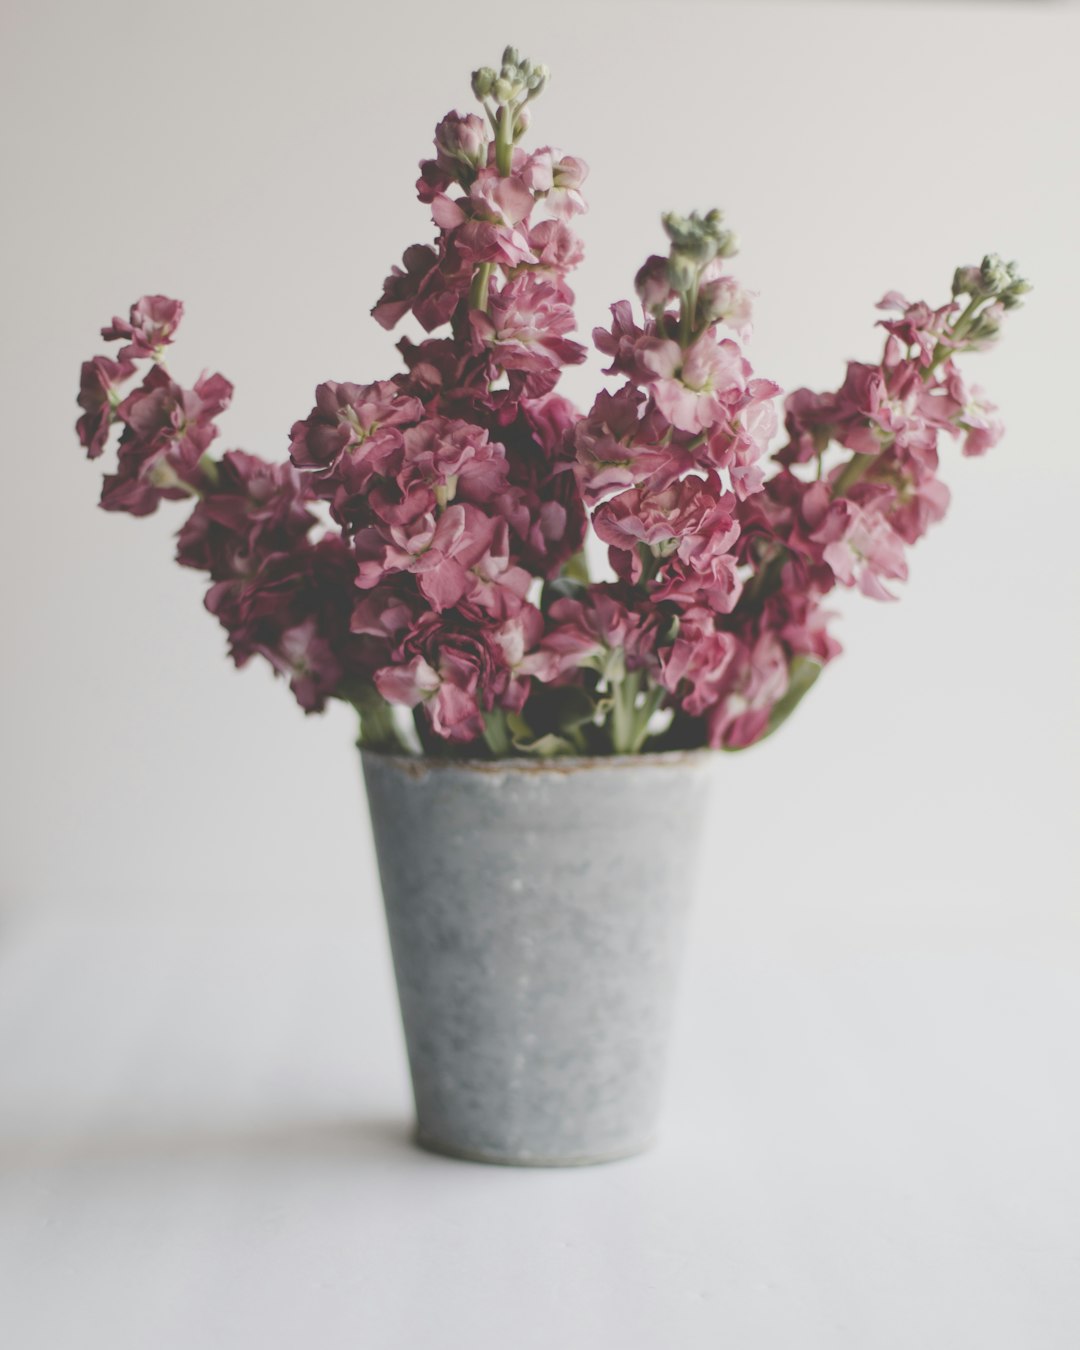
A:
[1,1,1078,1346]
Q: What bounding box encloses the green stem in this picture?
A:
[832,451,876,498]
[347,686,408,754]
[482,708,513,758]
[469,262,493,313]
[925,294,983,378]
[495,105,515,176]
[611,671,645,754]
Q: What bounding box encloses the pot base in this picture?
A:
[415,1129,655,1169]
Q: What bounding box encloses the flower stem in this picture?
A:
[469,263,493,312]
[832,451,876,498]
[610,670,643,754]
[495,105,515,176]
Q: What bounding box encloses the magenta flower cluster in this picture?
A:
[75,49,1028,757]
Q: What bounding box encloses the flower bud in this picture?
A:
[979,253,1012,296]
[472,67,496,99]
[667,252,699,293]
[434,112,489,173]
[966,301,1004,349]
[661,208,737,266]
[635,255,673,312]
[952,264,982,297]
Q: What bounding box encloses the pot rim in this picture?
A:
[360,746,714,775]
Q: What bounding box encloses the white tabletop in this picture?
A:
[2,903,1078,1350]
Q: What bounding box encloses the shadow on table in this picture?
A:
[0,1116,440,1172]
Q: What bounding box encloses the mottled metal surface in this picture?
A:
[362,751,713,1166]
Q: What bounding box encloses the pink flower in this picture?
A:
[697,267,755,338]
[206,536,362,712]
[176,451,315,580]
[804,483,909,600]
[706,632,790,749]
[574,387,693,506]
[593,301,650,379]
[434,112,489,178]
[546,155,589,218]
[470,275,586,387]
[528,219,586,275]
[642,334,747,434]
[289,380,423,488]
[876,291,955,365]
[660,608,737,716]
[102,295,185,361]
[779,387,840,465]
[374,611,533,744]
[634,255,674,314]
[542,587,661,680]
[258,617,344,715]
[100,365,233,516]
[593,476,739,582]
[371,242,467,332]
[355,502,526,617]
[76,355,136,458]
[703,377,781,500]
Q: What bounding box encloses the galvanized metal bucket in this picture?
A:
[362,750,713,1166]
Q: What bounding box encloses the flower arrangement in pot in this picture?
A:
[75,48,1028,1166]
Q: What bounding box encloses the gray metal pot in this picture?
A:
[361,749,713,1166]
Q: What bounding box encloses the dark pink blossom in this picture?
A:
[100,365,233,516]
[593,477,739,584]
[470,275,586,390]
[288,380,423,488]
[876,291,955,365]
[705,631,789,750]
[76,355,136,458]
[659,608,736,716]
[102,295,185,361]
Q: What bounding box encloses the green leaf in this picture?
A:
[764,657,823,739]
[540,574,587,611]
[562,549,591,584]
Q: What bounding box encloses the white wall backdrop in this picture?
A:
[3,5,1080,1348]
[1,0,1077,937]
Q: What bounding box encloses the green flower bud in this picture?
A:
[667,252,699,293]
[979,253,1012,296]
[472,67,496,100]
[662,208,734,265]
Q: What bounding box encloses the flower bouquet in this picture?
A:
[75,49,1027,1165]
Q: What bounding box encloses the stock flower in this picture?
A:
[288,380,423,486]
[76,355,135,457]
[433,112,489,179]
[175,451,315,579]
[101,295,185,361]
[542,586,662,681]
[876,291,955,365]
[470,274,586,389]
[805,483,909,600]
[697,269,755,338]
[573,387,692,505]
[593,477,739,582]
[374,609,543,743]
[100,365,233,516]
[705,631,790,750]
[73,53,1021,750]
[659,608,736,716]
[641,334,746,434]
